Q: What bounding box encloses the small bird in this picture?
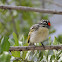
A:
[27,20,51,46]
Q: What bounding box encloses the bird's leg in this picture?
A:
[41,42,45,49]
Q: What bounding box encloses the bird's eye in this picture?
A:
[32,27,34,29]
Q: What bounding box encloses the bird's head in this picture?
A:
[39,20,51,29]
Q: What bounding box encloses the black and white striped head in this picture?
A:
[39,20,51,29]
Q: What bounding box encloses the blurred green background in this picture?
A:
[0,0,62,62]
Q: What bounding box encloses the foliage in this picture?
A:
[0,36,11,62]
[0,33,62,62]
[57,34,62,44]
[0,0,62,62]
[0,36,10,53]
[0,51,11,62]
[11,32,20,57]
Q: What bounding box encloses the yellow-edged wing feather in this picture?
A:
[27,29,34,43]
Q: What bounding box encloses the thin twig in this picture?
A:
[0,5,62,14]
[9,45,62,51]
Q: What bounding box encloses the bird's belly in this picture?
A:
[30,28,49,43]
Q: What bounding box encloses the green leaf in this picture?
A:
[22,51,27,59]
[57,35,62,43]
[8,39,15,46]
[0,51,11,62]
[49,37,52,45]
[11,51,20,57]
[11,32,20,57]
[23,43,29,46]
[39,51,43,61]
[1,36,10,52]
[50,55,55,62]
[53,37,58,45]
[56,53,60,60]
[58,51,62,56]
[13,32,19,46]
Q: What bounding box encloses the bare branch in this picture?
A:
[0,5,62,14]
[9,45,62,51]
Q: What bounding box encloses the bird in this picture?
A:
[27,20,51,47]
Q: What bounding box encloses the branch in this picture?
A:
[0,5,62,14]
[9,45,62,51]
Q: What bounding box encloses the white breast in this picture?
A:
[30,27,49,43]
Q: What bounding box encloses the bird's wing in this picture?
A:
[30,24,39,30]
[27,29,35,43]
[27,34,30,43]
[27,24,39,43]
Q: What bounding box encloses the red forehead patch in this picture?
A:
[48,22,51,26]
